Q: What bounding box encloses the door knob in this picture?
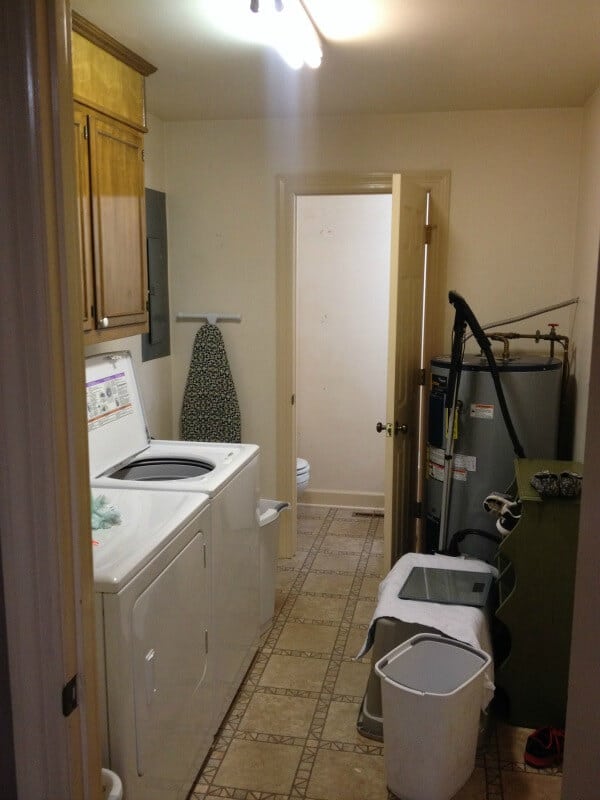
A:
[376,421,409,436]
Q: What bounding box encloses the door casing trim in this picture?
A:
[276,171,451,557]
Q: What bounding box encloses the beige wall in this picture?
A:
[570,87,600,461]
[85,112,174,442]
[144,112,166,192]
[296,194,391,503]
[164,108,583,495]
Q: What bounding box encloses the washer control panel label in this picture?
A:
[86,371,133,430]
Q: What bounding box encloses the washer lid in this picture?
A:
[85,351,150,478]
[91,488,210,592]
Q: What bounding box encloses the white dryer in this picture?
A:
[92,487,212,800]
[86,351,261,726]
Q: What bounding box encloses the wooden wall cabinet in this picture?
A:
[72,13,156,343]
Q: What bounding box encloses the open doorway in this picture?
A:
[295,193,392,511]
[276,172,451,561]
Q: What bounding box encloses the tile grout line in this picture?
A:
[193,508,337,799]
[289,511,381,800]
[193,509,386,799]
[484,721,504,800]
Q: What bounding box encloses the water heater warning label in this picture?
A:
[86,372,133,430]
[428,446,476,481]
[470,403,494,420]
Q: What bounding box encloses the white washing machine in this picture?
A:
[85,351,258,496]
[86,351,261,726]
[92,487,212,800]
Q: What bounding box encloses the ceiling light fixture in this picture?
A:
[249,0,323,70]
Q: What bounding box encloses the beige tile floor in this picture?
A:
[190,505,563,800]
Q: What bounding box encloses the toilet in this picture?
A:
[297,458,310,493]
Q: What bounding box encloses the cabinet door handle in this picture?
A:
[98,316,109,328]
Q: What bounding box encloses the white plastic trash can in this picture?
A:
[258,499,290,632]
[374,633,491,800]
[101,768,123,800]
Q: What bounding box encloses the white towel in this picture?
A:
[356,552,497,708]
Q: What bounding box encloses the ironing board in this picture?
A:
[180,323,241,442]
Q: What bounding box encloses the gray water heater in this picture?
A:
[426,354,562,557]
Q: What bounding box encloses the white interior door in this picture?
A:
[383,174,428,570]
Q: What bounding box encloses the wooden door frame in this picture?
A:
[0,1,102,797]
[276,171,451,558]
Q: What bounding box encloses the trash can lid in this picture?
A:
[376,634,490,695]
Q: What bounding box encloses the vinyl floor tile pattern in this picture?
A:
[191,505,563,800]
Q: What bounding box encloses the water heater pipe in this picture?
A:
[467,297,579,337]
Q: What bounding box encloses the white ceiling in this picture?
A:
[71,0,600,121]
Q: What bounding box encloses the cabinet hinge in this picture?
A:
[424,224,433,246]
[83,123,88,140]
[291,394,295,406]
[141,149,145,161]
[414,501,423,519]
[204,629,208,653]
[203,542,207,568]
[418,368,427,386]
[62,674,78,717]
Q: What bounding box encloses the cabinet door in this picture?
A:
[73,106,95,331]
[89,113,148,330]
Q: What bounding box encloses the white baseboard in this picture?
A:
[299,488,384,510]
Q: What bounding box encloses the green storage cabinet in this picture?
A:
[495,459,582,728]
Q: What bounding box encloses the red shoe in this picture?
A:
[524,726,565,768]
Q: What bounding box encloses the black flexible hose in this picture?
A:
[446,528,502,558]
[448,291,526,459]
[445,308,467,412]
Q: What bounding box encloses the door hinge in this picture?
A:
[418,368,426,386]
[291,394,295,406]
[203,542,207,568]
[62,674,78,717]
[141,149,145,161]
[414,501,423,519]
[424,224,433,246]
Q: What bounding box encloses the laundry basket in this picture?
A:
[375,633,491,800]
